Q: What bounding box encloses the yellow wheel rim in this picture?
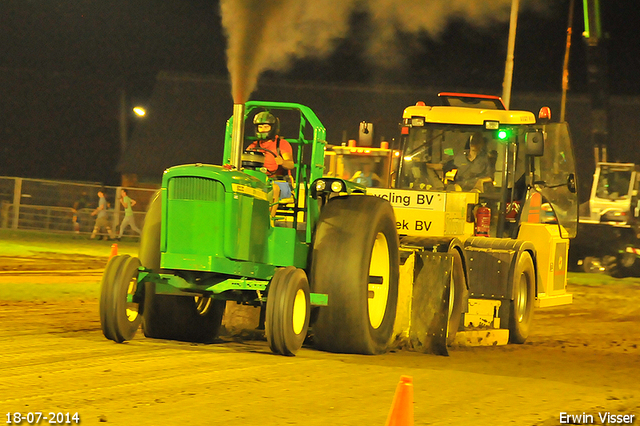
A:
[368,232,390,329]
[292,288,307,335]
[125,277,139,322]
[515,273,529,323]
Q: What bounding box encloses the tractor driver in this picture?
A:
[246,111,295,216]
[428,132,492,191]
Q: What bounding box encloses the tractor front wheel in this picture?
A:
[265,266,311,356]
[100,255,125,341]
[100,255,143,343]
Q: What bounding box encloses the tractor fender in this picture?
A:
[463,237,537,301]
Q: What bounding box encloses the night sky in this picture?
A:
[0,0,638,184]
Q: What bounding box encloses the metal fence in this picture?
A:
[0,176,158,238]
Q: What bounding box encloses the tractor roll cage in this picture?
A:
[223,101,328,243]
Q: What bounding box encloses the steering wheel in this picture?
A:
[246,146,278,158]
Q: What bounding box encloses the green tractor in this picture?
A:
[99,101,400,356]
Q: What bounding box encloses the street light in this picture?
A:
[132,106,146,117]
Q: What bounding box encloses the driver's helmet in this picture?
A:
[253,111,279,140]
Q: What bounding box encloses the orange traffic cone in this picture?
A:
[385,376,414,426]
[109,243,118,259]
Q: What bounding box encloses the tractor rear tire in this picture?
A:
[265,266,311,356]
[143,287,226,343]
[310,195,399,355]
[503,250,535,344]
[138,191,162,271]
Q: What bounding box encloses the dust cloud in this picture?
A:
[220,0,539,103]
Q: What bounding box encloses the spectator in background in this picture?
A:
[71,191,88,233]
[90,191,114,240]
[116,189,141,240]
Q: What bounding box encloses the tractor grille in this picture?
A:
[168,177,223,202]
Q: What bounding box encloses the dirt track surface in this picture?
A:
[0,253,107,272]
[1,256,639,425]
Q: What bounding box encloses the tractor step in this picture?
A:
[535,292,573,308]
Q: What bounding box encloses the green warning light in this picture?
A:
[498,130,508,140]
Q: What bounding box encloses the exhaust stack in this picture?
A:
[230,103,245,169]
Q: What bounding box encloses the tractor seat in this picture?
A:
[273,194,307,231]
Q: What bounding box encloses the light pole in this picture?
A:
[560,0,576,122]
[118,90,147,187]
[502,0,520,110]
